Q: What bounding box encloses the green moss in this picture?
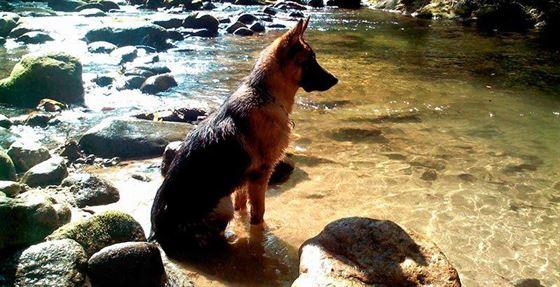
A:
[0,53,84,108]
[0,148,16,181]
[47,210,146,256]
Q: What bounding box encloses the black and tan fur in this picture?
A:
[150,18,338,256]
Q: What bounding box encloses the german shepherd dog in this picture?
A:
[150,18,338,256]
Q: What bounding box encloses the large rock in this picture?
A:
[0,53,84,108]
[293,217,461,287]
[13,239,87,287]
[85,22,170,50]
[61,172,119,207]
[47,210,146,256]
[88,242,165,287]
[79,117,192,159]
[0,148,16,181]
[0,191,70,249]
[0,180,24,197]
[183,13,219,34]
[331,0,360,8]
[47,0,87,12]
[87,41,117,54]
[16,31,53,44]
[140,73,178,94]
[7,141,51,172]
[0,12,19,38]
[21,156,68,187]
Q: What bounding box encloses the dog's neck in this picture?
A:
[249,57,298,114]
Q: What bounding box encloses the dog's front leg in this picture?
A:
[234,187,248,211]
[248,167,272,224]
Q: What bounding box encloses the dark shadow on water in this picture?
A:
[326,127,389,144]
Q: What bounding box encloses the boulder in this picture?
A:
[0,191,71,249]
[293,217,461,287]
[93,75,113,87]
[99,0,120,11]
[328,0,359,8]
[130,63,171,75]
[59,140,84,162]
[111,45,138,64]
[0,148,16,181]
[163,0,203,10]
[140,73,178,94]
[21,156,68,187]
[0,12,19,38]
[7,141,51,172]
[134,107,207,123]
[13,239,87,287]
[153,17,184,29]
[233,27,254,36]
[75,3,105,11]
[85,22,170,50]
[183,13,219,34]
[37,98,67,112]
[305,0,323,7]
[0,36,4,45]
[118,75,146,90]
[88,242,165,287]
[87,41,117,53]
[0,114,10,129]
[250,22,265,32]
[8,26,41,38]
[237,13,258,25]
[78,8,106,17]
[233,0,264,5]
[79,117,192,158]
[17,31,53,44]
[61,172,119,207]
[47,0,87,12]
[0,53,84,108]
[226,21,246,33]
[274,1,307,10]
[47,210,146,256]
[0,180,24,197]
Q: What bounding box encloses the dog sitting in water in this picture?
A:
[150,18,338,256]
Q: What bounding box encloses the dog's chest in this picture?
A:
[244,105,291,165]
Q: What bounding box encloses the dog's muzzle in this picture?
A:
[300,56,338,92]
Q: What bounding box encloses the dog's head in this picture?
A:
[275,18,338,92]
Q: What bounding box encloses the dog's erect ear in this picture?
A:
[301,17,310,39]
[285,18,309,45]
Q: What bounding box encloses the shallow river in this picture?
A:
[1,4,559,287]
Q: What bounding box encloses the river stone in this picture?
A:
[0,148,16,181]
[118,75,146,90]
[0,13,19,38]
[79,117,191,159]
[153,17,184,29]
[233,0,265,5]
[87,41,117,53]
[0,180,24,197]
[79,8,106,17]
[293,217,461,287]
[13,239,87,287]
[75,2,104,11]
[0,36,4,45]
[250,22,265,32]
[421,169,438,181]
[0,53,84,108]
[85,22,170,50]
[61,172,119,207]
[0,191,71,249]
[163,0,203,10]
[140,73,178,94]
[226,21,246,33]
[305,0,323,7]
[7,141,51,172]
[131,63,171,75]
[233,27,254,36]
[88,242,165,287]
[328,0,359,8]
[17,31,53,44]
[47,210,146,257]
[0,114,10,128]
[111,45,138,64]
[183,13,219,34]
[8,25,42,39]
[237,13,258,24]
[21,156,68,187]
[47,0,87,11]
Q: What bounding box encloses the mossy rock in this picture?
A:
[0,53,84,108]
[47,210,146,256]
[0,148,16,181]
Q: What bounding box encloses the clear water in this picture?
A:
[1,5,559,287]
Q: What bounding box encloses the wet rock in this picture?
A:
[8,26,40,39]
[268,23,287,29]
[111,45,138,64]
[475,2,535,32]
[274,1,307,10]
[0,190,71,249]
[47,210,146,256]
[134,107,207,124]
[263,6,278,15]
[293,217,461,287]
[250,22,265,33]
[514,278,545,287]
[161,140,182,176]
[118,75,146,90]
[99,0,120,11]
[409,156,446,171]
[183,13,219,34]
[163,0,203,10]
[233,27,254,36]
[13,239,87,287]
[0,36,4,45]
[167,29,184,41]
[269,156,295,185]
[0,12,19,38]
[458,173,476,183]
[289,11,304,18]
[421,169,438,181]
[47,0,87,12]
[140,73,178,94]
[79,117,193,159]
[145,0,164,9]
[305,0,323,7]
[329,0,360,8]
[7,141,51,172]
[88,242,165,287]
[60,140,84,162]
[85,22,170,51]
[37,98,67,112]
[233,0,264,5]
[131,63,171,75]
[75,2,105,11]
[153,18,184,29]
[0,148,16,181]
[79,8,106,17]
[226,21,246,33]
[88,41,118,53]
[0,53,84,108]
[202,1,216,10]
[93,75,114,87]
[22,112,56,127]
[0,114,10,129]
[16,31,53,44]
[0,181,24,197]
[237,13,258,25]
[125,68,155,78]
[22,156,68,188]
[62,173,119,207]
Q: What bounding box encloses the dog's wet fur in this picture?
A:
[150,18,338,257]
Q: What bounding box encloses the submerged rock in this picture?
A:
[7,141,51,172]
[61,172,119,207]
[47,210,146,256]
[48,0,87,11]
[85,22,170,50]
[233,27,254,36]
[111,45,138,64]
[88,242,165,287]
[226,21,246,34]
[0,191,71,249]
[0,148,16,181]
[293,217,461,287]
[183,13,219,34]
[250,22,265,32]
[88,41,118,53]
[79,117,192,159]
[79,8,107,17]
[21,156,68,187]
[421,169,438,181]
[140,73,178,94]
[13,239,87,287]
[0,53,84,108]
